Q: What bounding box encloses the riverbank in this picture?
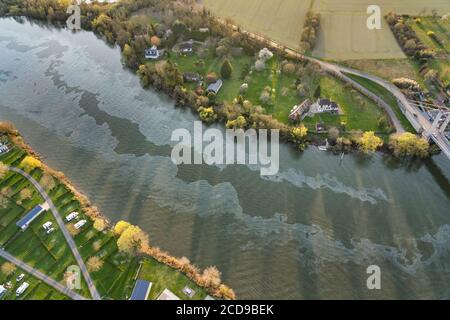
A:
[0,122,235,300]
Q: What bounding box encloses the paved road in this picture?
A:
[0,248,87,300]
[8,166,101,300]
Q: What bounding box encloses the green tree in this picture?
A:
[220,59,233,79]
[314,85,321,99]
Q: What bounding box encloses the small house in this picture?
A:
[157,288,180,300]
[179,42,194,54]
[145,46,160,60]
[199,27,210,33]
[207,79,223,94]
[317,99,339,114]
[289,99,311,121]
[183,72,201,83]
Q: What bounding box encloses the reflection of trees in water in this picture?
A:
[424,158,450,200]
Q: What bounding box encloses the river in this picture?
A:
[0,17,449,299]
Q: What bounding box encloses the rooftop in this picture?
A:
[130,280,152,300]
[207,79,223,94]
[16,204,47,230]
[157,288,180,300]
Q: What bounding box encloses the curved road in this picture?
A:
[8,166,101,300]
[0,248,87,300]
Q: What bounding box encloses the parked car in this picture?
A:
[0,285,7,299]
[46,227,55,235]
[65,211,79,222]
[15,282,29,297]
[74,220,87,230]
[42,221,52,230]
[16,274,25,282]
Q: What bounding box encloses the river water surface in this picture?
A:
[0,18,449,299]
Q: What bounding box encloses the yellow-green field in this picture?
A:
[312,0,450,16]
[203,0,450,60]
[311,12,404,60]
[203,0,312,49]
[311,0,449,60]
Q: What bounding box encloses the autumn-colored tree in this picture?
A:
[92,240,102,252]
[0,122,17,135]
[1,262,16,276]
[389,133,429,158]
[282,62,296,74]
[66,223,80,236]
[201,266,221,288]
[113,220,131,236]
[217,284,236,300]
[357,131,383,154]
[87,256,104,272]
[21,156,42,172]
[19,188,33,201]
[117,225,149,254]
[40,173,56,191]
[150,36,161,47]
[0,162,8,180]
[93,218,107,232]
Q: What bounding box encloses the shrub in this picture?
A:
[206,72,218,84]
[87,256,104,272]
[220,59,233,79]
[1,262,16,276]
[198,107,218,123]
[282,62,296,74]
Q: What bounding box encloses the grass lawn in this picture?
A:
[165,49,253,104]
[0,257,68,300]
[345,73,416,132]
[301,76,390,133]
[243,58,300,123]
[340,59,423,83]
[137,257,208,300]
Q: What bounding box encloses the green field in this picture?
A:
[137,258,208,300]
[345,73,416,132]
[242,58,300,122]
[301,76,390,132]
[0,257,69,300]
[167,49,253,103]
